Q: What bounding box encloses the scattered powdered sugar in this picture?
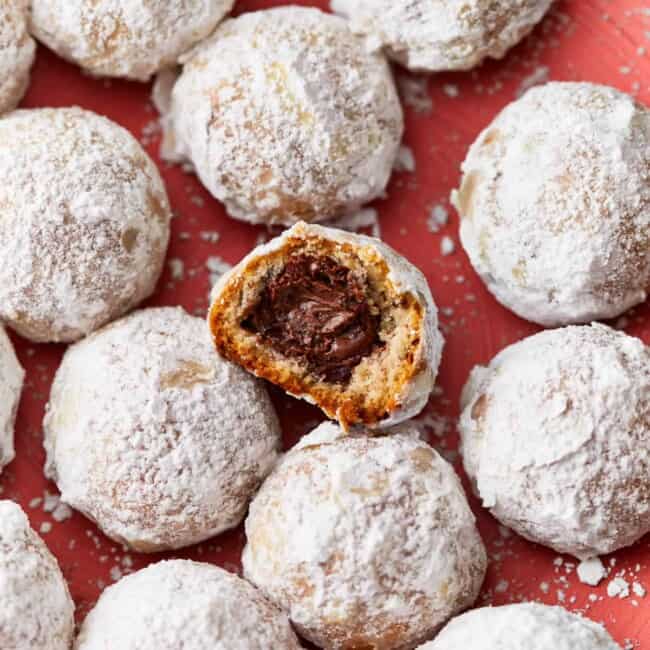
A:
[607,577,631,599]
[427,204,449,232]
[328,207,382,239]
[243,424,486,648]
[577,558,607,587]
[440,235,455,256]
[393,145,416,173]
[168,258,185,281]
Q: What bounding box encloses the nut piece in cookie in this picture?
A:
[209,222,444,429]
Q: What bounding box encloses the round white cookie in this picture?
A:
[160,6,403,226]
[0,326,23,474]
[0,0,35,114]
[75,560,301,650]
[453,82,650,326]
[0,500,75,650]
[30,0,234,81]
[243,422,487,649]
[460,324,650,559]
[0,107,171,343]
[332,0,553,71]
[418,603,620,650]
[44,307,282,552]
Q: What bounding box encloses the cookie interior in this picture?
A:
[209,232,425,428]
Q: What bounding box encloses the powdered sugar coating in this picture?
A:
[30,0,234,81]
[161,7,403,226]
[44,307,281,552]
[0,108,171,343]
[243,423,487,649]
[0,326,24,473]
[0,500,75,650]
[460,324,650,559]
[212,222,444,427]
[418,603,620,649]
[0,0,35,114]
[75,560,300,649]
[331,0,553,72]
[453,82,650,326]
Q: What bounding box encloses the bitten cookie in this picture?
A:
[30,0,234,81]
[243,422,487,649]
[44,307,281,552]
[0,0,35,114]
[0,501,75,650]
[159,6,403,225]
[0,326,24,474]
[209,222,443,429]
[418,603,620,650]
[75,560,301,650]
[0,108,171,343]
[332,0,553,71]
[459,324,650,559]
[453,82,650,326]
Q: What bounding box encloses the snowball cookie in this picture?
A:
[161,6,403,226]
[460,323,650,559]
[243,422,487,649]
[453,82,650,327]
[0,108,171,343]
[418,603,620,650]
[0,326,24,473]
[210,222,443,430]
[0,500,75,650]
[30,0,234,81]
[75,560,300,650]
[0,0,35,114]
[331,0,553,72]
[43,307,281,552]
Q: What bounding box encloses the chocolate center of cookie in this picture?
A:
[242,254,380,384]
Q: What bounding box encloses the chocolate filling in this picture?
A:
[242,254,381,384]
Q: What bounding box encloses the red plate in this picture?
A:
[5,0,650,646]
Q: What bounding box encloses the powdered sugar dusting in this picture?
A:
[455,82,650,326]
[162,7,403,226]
[0,107,171,343]
[460,324,650,559]
[243,424,486,648]
[76,560,301,648]
[0,501,75,650]
[0,0,35,113]
[30,0,234,81]
[332,0,553,71]
[0,326,24,473]
[44,307,281,552]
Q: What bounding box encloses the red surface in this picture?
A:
[4,0,650,646]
